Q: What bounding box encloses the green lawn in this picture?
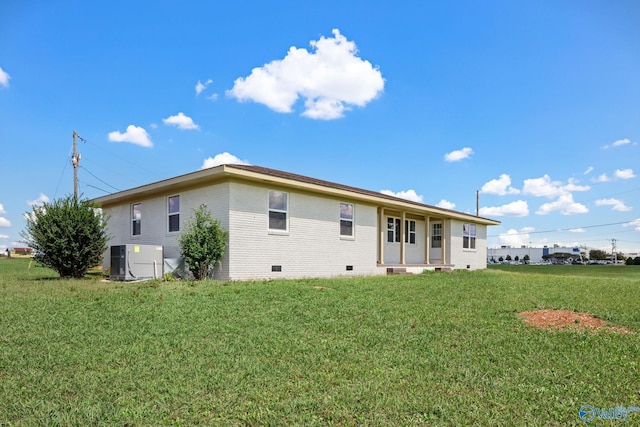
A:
[1,258,638,426]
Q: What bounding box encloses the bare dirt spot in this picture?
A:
[518,309,634,334]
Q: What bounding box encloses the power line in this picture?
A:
[79,166,120,192]
[488,220,635,237]
[82,183,112,194]
[53,143,74,199]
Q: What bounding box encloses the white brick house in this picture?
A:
[93,164,500,280]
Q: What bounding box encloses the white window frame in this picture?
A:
[404,220,416,245]
[432,223,442,248]
[168,195,180,233]
[463,223,477,250]
[340,202,354,238]
[131,203,141,236]
[268,190,288,232]
[387,217,400,243]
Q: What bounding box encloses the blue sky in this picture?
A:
[1,1,639,254]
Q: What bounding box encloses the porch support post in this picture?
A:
[378,207,384,264]
[400,211,406,265]
[441,219,447,264]
[425,216,430,264]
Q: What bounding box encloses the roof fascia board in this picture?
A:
[93,164,500,225]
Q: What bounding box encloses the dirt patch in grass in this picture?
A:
[518,309,634,334]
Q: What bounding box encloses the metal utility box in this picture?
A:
[110,244,163,281]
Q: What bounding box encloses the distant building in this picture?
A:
[487,245,583,264]
[9,247,33,257]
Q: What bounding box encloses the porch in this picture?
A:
[376,207,449,268]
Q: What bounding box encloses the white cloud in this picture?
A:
[603,138,636,149]
[380,189,424,203]
[536,194,588,215]
[0,217,11,227]
[592,173,611,183]
[227,29,384,120]
[583,166,594,175]
[623,218,640,231]
[0,66,10,87]
[564,178,590,192]
[163,112,199,130]
[108,125,152,147]
[592,169,635,182]
[479,200,529,217]
[522,174,589,198]
[569,228,585,233]
[444,147,473,162]
[195,79,213,95]
[595,198,632,212]
[201,152,250,169]
[498,227,535,248]
[436,199,456,210]
[0,234,8,239]
[480,174,519,195]
[614,168,635,180]
[27,193,49,207]
[0,203,5,214]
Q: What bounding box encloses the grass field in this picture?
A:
[0,258,638,426]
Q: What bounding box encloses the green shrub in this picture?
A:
[178,205,227,280]
[21,195,108,278]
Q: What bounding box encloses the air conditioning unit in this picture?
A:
[110,244,163,281]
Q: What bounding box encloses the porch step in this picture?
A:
[435,267,453,272]
[386,267,413,275]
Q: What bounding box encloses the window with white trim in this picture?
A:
[340,203,354,237]
[463,223,476,249]
[268,190,288,231]
[387,217,400,242]
[168,195,180,233]
[131,203,141,236]
[432,223,442,248]
[404,220,416,244]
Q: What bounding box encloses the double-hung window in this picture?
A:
[387,218,416,244]
[131,203,141,236]
[268,190,288,231]
[463,223,476,249]
[168,195,180,233]
[340,203,354,237]
[432,223,442,248]
[405,220,416,244]
[387,217,400,243]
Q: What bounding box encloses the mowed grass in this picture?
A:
[0,258,638,426]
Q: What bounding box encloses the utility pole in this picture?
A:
[71,131,85,200]
[611,239,617,264]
